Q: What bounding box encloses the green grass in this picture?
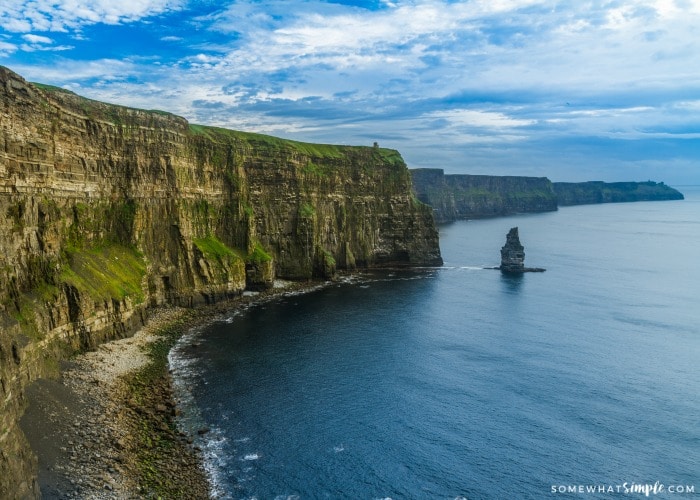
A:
[189,123,388,160]
[60,243,146,303]
[374,147,405,167]
[302,161,333,177]
[299,202,316,218]
[193,235,242,261]
[31,80,179,125]
[9,282,61,340]
[193,235,244,282]
[322,249,336,267]
[247,242,272,264]
[30,82,77,95]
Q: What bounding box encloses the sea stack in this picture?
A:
[500,227,525,272]
[499,227,545,273]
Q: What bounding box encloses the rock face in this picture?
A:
[498,227,545,274]
[500,227,526,273]
[411,169,684,224]
[553,181,684,205]
[0,65,442,498]
[410,168,558,223]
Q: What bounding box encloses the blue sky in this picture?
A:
[1,0,699,184]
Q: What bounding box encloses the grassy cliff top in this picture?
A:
[188,123,403,163]
[30,79,183,121]
[24,71,402,164]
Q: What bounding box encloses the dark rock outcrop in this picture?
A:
[553,181,684,205]
[500,227,525,273]
[498,227,545,274]
[0,65,442,498]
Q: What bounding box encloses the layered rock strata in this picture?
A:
[500,227,525,273]
[498,227,545,274]
[553,181,684,205]
[410,168,558,223]
[411,169,684,224]
[0,66,442,498]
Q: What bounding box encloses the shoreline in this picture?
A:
[21,279,327,499]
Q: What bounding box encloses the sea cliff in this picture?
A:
[553,181,684,205]
[0,66,441,498]
[411,168,684,223]
[410,168,558,223]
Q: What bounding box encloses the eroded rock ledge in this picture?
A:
[0,65,441,498]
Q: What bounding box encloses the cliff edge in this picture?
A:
[410,168,558,223]
[411,169,684,223]
[0,66,441,498]
[553,181,684,205]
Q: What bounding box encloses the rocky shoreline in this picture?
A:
[21,280,325,499]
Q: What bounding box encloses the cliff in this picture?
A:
[410,168,558,223]
[411,169,684,223]
[0,66,442,498]
[553,181,684,205]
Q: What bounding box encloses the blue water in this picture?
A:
[171,188,700,499]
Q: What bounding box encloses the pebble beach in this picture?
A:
[22,306,210,499]
[20,279,325,499]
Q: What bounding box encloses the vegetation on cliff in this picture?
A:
[61,244,147,304]
[0,65,442,499]
[410,168,558,223]
[411,169,684,223]
[553,181,684,205]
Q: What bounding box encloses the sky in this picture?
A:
[1,0,699,184]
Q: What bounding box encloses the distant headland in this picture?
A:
[410,168,684,223]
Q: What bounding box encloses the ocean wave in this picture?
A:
[169,332,232,499]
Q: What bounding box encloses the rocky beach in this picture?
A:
[20,280,323,499]
[21,306,209,499]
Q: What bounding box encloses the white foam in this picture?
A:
[169,330,234,499]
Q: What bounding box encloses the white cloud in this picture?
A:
[21,44,74,52]
[12,58,139,84]
[426,109,536,129]
[193,0,700,106]
[22,34,53,44]
[0,40,18,56]
[0,0,184,33]
[674,100,700,111]
[18,32,73,52]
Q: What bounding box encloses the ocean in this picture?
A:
[169,187,699,499]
